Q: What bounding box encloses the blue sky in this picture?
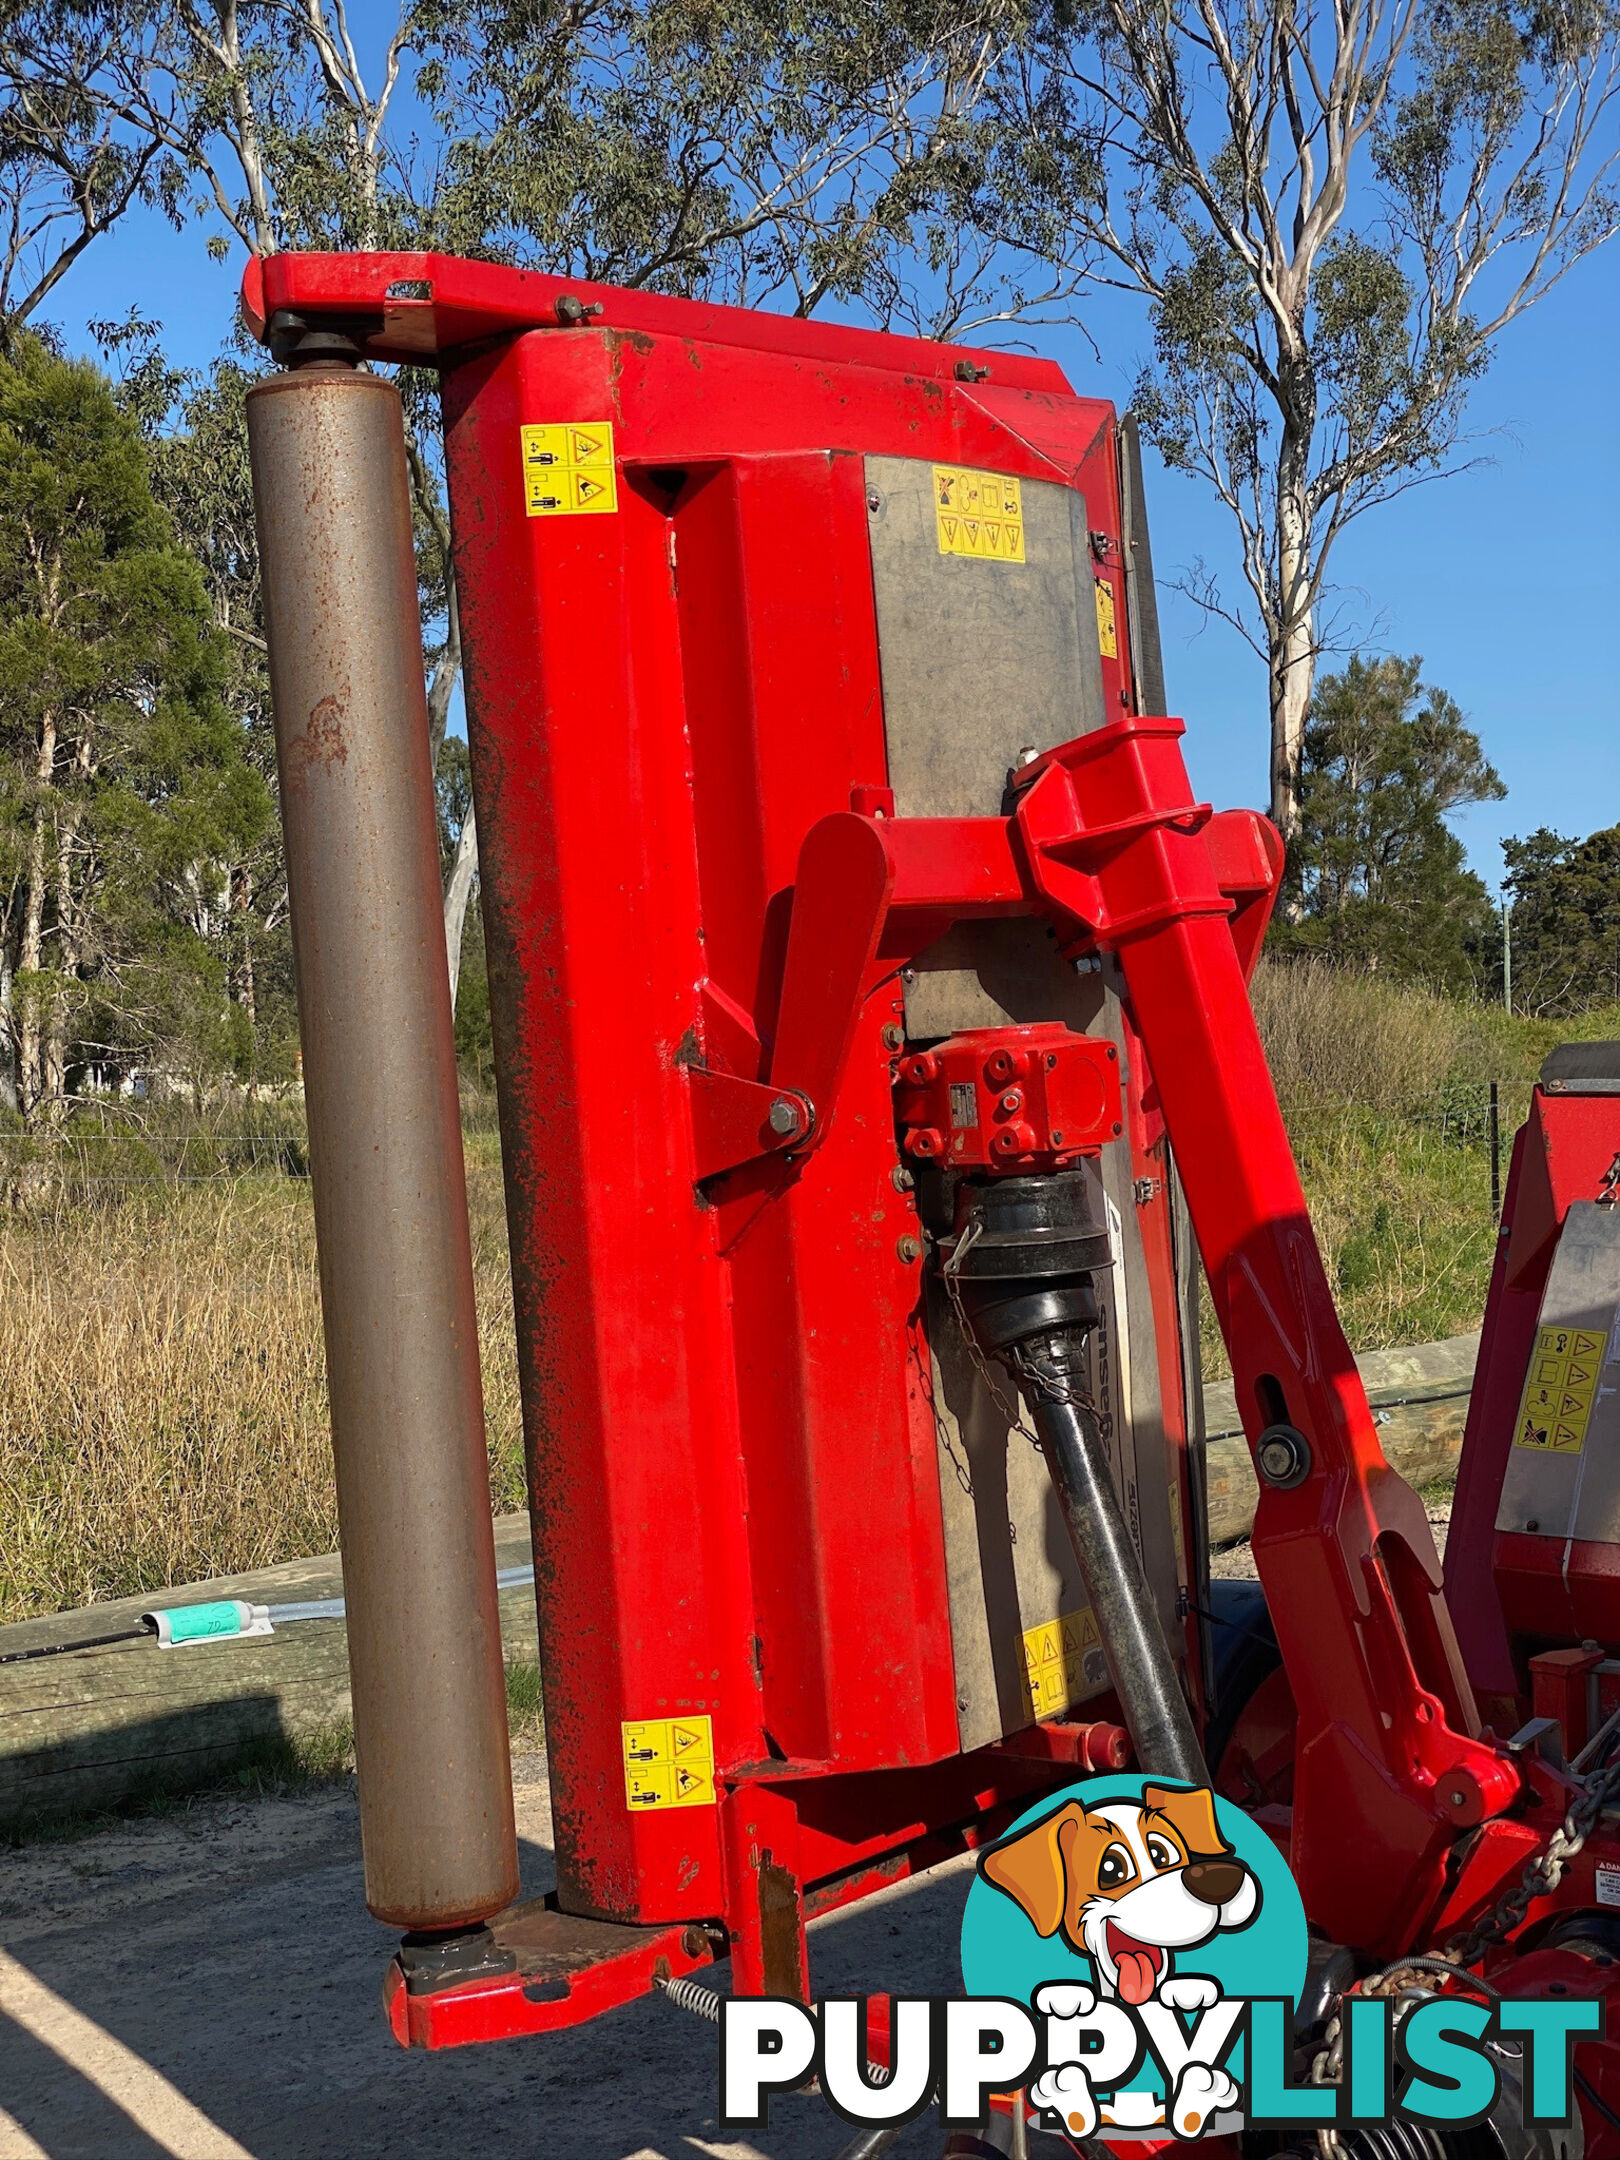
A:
[49,198,1618,897]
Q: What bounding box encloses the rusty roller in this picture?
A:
[247,342,519,1933]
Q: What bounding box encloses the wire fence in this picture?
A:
[0,1077,1522,1212]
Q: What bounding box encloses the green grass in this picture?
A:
[1199,964,1620,1381]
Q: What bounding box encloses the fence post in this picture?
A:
[1489,1080,1501,1220]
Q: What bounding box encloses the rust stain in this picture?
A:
[285,694,350,782]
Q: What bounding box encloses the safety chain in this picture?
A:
[1598,1151,1620,1208]
[939,1220,1048,1450]
[1308,1959,1500,2160]
[1444,1746,1620,1968]
[1305,1744,1620,2157]
[938,1216,1111,1456]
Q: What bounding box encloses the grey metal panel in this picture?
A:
[866,453,1182,1750]
[1496,1203,1620,1541]
[1169,1157,1214,1710]
[923,1279,1097,1753]
[1118,415,1167,718]
[1541,1042,1620,1094]
[864,457,1107,820]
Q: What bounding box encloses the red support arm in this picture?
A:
[765,716,1519,1955]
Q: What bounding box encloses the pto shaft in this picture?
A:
[247,357,519,1931]
[948,1172,1207,1785]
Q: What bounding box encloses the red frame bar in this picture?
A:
[245,252,1528,2047]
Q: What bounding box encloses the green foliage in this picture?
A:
[970,0,1620,827]
[144,353,300,1087]
[436,734,473,881]
[1502,823,1620,1015]
[1271,655,1504,988]
[0,337,269,1120]
[419,0,1024,323]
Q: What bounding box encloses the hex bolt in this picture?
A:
[890,1164,915,1192]
[1258,1437,1292,1481]
[767,1097,802,1138]
[1256,1426,1312,1489]
[881,1023,904,1051]
[896,1235,922,1263]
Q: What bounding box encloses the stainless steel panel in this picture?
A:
[1496,1203,1620,1543]
[864,456,1106,822]
[866,451,1183,1751]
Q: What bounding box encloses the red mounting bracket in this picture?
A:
[749,718,1281,1169]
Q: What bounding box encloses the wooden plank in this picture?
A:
[0,1332,1483,1833]
[1203,1334,1479,1548]
[0,1517,537,1834]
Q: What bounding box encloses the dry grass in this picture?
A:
[1249,957,1465,1110]
[1197,962,1620,1379]
[4,971,1618,1625]
[0,1136,523,1624]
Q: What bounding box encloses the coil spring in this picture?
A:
[658,1974,723,2022]
[1332,2127,1449,2160]
[655,1976,894,2081]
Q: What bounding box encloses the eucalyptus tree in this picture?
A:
[0,336,267,1121]
[3,0,1022,999]
[974,1,1620,838]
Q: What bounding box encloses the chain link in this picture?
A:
[939,1221,1046,1448]
[1305,1742,1620,2159]
[1598,1151,1620,1207]
[939,1217,1107,1448]
[1445,1747,1620,1967]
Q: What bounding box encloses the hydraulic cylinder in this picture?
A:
[247,354,519,1931]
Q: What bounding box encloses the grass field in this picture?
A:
[0,1122,524,1623]
[1,968,1617,1625]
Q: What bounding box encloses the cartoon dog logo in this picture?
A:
[980,1782,1260,2136]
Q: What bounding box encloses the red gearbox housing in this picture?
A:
[895,1024,1123,1171]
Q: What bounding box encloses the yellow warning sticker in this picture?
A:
[1514,1325,1607,1453]
[521,421,618,518]
[934,466,1026,562]
[1095,578,1118,658]
[1022,1605,1103,1719]
[622,1714,716,1812]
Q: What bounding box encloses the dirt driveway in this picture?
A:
[0,1752,979,2160]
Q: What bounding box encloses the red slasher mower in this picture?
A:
[242,249,1620,2158]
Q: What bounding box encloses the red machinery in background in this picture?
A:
[242,250,1620,2155]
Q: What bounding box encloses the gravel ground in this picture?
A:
[0,1751,998,2160]
[1210,1497,1452,1582]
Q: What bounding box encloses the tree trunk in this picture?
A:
[443,810,479,1015]
[17,708,60,1122]
[0,953,16,1116]
[17,827,50,1122]
[1269,435,1316,845]
[41,807,82,1127]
